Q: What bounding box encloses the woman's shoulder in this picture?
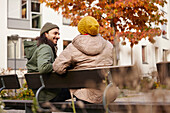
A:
[106,40,113,48]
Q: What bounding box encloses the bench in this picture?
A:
[1,65,139,113]
[24,65,138,112]
[25,68,106,112]
[0,74,30,110]
[0,74,20,93]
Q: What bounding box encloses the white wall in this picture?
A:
[0,0,8,69]
[119,33,170,76]
[58,26,79,55]
[119,43,132,66]
[7,29,39,38]
[8,0,21,18]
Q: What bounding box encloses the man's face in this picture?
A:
[45,28,60,45]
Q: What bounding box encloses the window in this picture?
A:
[31,0,40,12]
[163,49,168,62]
[31,0,41,29]
[31,13,41,28]
[162,23,167,39]
[160,4,168,39]
[7,0,41,29]
[8,35,33,59]
[22,0,27,19]
[7,35,33,69]
[155,47,159,63]
[142,46,147,64]
[63,17,71,25]
[63,40,72,49]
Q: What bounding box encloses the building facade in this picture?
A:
[118,0,170,77]
[0,0,169,77]
[0,0,79,72]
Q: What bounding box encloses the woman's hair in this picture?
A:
[35,32,57,58]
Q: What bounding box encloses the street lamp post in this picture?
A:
[10,35,19,95]
[10,35,18,74]
[14,42,16,74]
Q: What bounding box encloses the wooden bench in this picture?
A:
[24,65,137,112]
[24,68,107,112]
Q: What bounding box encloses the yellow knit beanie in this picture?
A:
[78,16,99,36]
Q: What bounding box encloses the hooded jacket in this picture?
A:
[24,40,54,73]
[24,40,60,102]
[53,35,114,103]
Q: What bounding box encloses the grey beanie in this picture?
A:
[40,22,59,36]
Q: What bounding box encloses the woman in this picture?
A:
[24,22,71,104]
[53,16,119,104]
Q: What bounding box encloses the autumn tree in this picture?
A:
[40,0,167,47]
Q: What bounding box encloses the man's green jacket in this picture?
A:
[24,40,60,102]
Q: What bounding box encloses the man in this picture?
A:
[25,22,60,73]
[24,22,71,113]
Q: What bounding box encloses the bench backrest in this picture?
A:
[25,68,104,89]
[25,65,138,89]
[0,74,20,90]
